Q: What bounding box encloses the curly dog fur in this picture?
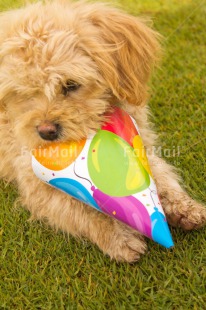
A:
[0,0,205,262]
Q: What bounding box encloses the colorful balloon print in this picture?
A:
[102,107,138,146]
[33,140,86,171]
[49,178,100,210]
[88,130,150,197]
[32,106,174,249]
[133,135,153,177]
[91,187,152,238]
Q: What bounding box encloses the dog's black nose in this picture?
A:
[37,122,61,141]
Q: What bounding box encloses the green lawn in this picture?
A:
[1,0,206,309]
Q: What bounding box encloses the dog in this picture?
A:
[0,0,205,262]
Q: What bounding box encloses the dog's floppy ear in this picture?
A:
[83,5,161,105]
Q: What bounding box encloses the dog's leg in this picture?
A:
[148,154,206,230]
[18,174,147,262]
[127,105,206,230]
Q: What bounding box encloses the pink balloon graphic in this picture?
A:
[91,186,152,238]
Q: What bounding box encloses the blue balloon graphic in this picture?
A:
[151,207,174,248]
[49,178,100,211]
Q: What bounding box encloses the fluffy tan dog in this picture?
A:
[0,0,205,262]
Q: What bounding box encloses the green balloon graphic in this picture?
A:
[88,130,150,197]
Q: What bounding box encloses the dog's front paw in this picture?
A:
[104,222,147,263]
[162,193,206,231]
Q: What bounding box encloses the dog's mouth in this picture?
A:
[34,108,112,145]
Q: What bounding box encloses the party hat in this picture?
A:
[32,107,174,248]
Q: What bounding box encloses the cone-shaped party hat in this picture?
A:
[32,107,174,248]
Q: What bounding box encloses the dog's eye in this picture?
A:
[62,80,81,96]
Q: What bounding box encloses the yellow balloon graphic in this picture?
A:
[33,140,86,171]
[133,135,153,177]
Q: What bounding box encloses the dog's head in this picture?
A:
[0,1,160,149]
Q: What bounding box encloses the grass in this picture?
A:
[0,0,206,309]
